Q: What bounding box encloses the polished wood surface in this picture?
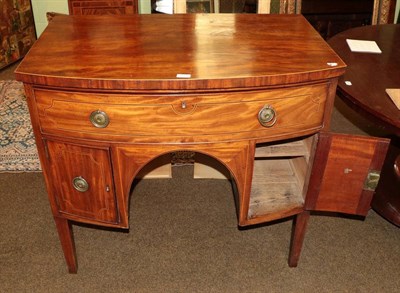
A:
[33,84,329,144]
[16,15,389,273]
[15,14,345,90]
[328,25,400,226]
[328,24,400,134]
[305,133,389,216]
[373,139,400,225]
[47,141,118,223]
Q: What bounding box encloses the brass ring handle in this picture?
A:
[258,105,277,127]
[90,110,109,128]
[72,176,89,192]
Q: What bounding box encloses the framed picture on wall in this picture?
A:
[0,0,36,70]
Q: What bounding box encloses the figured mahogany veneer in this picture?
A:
[15,14,389,274]
[34,83,328,143]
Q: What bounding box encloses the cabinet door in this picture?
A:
[47,141,118,224]
[305,132,390,216]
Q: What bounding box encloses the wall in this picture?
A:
[32,0,69,36]
[140,0,151,13]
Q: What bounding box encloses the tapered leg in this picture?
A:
[288,211,310,267]
[54,217,78,273]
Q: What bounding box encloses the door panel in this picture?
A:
[47,141,118,224]
[306,132,389,216]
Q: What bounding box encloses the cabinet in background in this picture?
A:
[68,0,138,15]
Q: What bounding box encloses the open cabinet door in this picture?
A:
[288,132,389,267]
[305,132,390,216]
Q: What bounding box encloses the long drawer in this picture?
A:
[34,83,329,143]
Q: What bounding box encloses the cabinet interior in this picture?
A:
[249,135,315,219]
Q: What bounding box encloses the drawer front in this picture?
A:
[34,84,328,142]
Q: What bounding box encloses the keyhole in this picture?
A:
[344,168,352,174]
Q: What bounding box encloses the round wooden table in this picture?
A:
[328,24,400,227]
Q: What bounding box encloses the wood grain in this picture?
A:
[112,141,255,227]
[19,15,388,273]
[306,133,390,216]
[15,14,345,91]
[33,84,328,144]
[46,141,118,224]
[328,24,400,134]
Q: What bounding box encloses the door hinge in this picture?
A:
[363,170,381,191]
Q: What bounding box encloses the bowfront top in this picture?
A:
[15,14,345,91]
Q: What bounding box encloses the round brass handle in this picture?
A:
[258,105,277,127]
[89,110,109,128]
[72,176,89,192]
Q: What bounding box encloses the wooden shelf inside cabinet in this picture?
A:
[254,136,314,158]
[248,136,315,223]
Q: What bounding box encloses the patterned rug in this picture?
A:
[0,80,41,172]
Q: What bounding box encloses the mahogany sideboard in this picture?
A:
[15,14,389,273]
